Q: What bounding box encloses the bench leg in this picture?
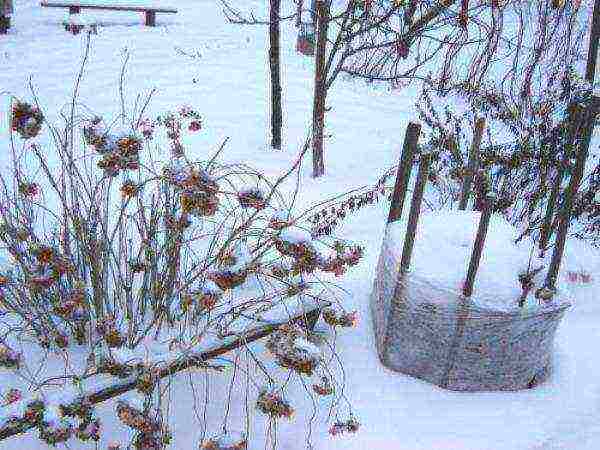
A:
[145,11,156,27]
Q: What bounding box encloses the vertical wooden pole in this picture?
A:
[296,0,304,27]
[586,0,600,83]
[544,98,600,289]
[399,153,432,273]
[0,15,7,35]
[458,117,485,210]
[269,0,283,150]
[145,11,156,27]
[543,0,600,287]
[312,0,329,177]
[539,164,565,256]
[387,122,420,224]
[463,200,493,297]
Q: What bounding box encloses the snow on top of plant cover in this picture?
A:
[43,403,63,426]
[385,210,570,311]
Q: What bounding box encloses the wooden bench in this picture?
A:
[40,1,177,27]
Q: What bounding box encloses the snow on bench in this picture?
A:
[40,1,177,26]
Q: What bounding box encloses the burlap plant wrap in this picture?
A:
[370,228,571,392]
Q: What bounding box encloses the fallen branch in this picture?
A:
[0,305,325,442]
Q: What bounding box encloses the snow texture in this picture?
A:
[1,1,600,449]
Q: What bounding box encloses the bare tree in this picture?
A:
[312,0,329,176]
[308,0,585,177]
[270,0,283,149]
[220,0,297,151]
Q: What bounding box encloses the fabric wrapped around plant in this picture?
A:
[369,211,571,391]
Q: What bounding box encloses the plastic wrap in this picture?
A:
[370,225,571,392]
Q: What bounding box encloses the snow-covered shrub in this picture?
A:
[416,66,600,245]
[0,91,364,447]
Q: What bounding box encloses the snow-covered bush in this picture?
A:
[416,66,600,245]
[0,91,364,447]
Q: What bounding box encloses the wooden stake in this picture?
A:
[539,164,565,256]
[543,0,600,283]
[463,199,493,297]
[387,122,420,224]
[545,98,600,289]
[296,0,303,27]
[458,117,485,210]
[586,0,600,83]
[400,153,431,273]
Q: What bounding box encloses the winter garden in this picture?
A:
[0,0,600,449]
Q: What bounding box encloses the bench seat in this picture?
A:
[40,1,177,26]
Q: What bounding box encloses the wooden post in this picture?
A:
[387,122,420,224]
[296,0,303,27]
[0,0,13,34]
[311,0,329,177]
[458,117,485,210]
[399,153,432,273]
[539,164,565,256]
[145,10,156,26]
[463,200,493,297]
[0,16,8,35]
[544,98,600,290]
[543,0,600,287]
[269,0,283,150]
[586,0,600,83]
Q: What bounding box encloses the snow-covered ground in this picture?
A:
[1,1,600,449]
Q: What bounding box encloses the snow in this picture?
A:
[200,280,224,296]
[278,227,312,245]
[1,1,600,450]
[384,210,570,311]
[292,337,321,358]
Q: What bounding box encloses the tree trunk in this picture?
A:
[296,0,303,27]
[310,0,317,28]
[312,0,329,177]
[269,0,283,150]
